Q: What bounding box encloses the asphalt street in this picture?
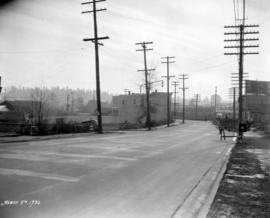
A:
[0,121,232,218]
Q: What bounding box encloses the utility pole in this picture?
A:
[136,41,154,130]
[66,94,70,116]
[71,91,74,113]
[224,24,259,139]
[233,87,236,128]
[179,74,188,123]
[229,87,237,129]
[82,0,109,134]
[231,72,248,121]
[171,81,179,121]
[161,56,175,127]
[214,86,217,114]
[139,85,142,94]
[0,76,2,94]
[194,94,200,120]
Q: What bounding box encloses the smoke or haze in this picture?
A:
[0,0,269,100]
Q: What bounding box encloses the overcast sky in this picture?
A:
[0,0,269,100]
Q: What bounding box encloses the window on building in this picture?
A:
[122,100,125,105]
[133,99,137,105]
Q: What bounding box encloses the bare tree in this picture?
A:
[31,87,49,128]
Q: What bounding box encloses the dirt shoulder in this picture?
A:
[207,132,270,218]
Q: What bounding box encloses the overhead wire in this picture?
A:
[0,47,89,54]
[243,0,246,25]
[233,0,237,25]
[190,61,235,73]
[236,0,240,24]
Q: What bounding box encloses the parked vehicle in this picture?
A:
[81,120,98,131]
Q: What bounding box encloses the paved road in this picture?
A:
[0,121,232,218]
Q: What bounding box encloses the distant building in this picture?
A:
[210,94,222,107]
[244,80,270,128]
[112,91,172,125]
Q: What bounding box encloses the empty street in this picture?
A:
[0,121,232,218]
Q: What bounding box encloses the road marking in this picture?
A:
[0,168,79,182]
[0,150,137,162]
[0,153,51,162]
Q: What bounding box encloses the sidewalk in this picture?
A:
[207,131,270,218]
[0,132,98,144]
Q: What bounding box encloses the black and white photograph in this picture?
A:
[0,0,269,217]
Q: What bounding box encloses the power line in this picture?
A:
[190,61,234,73]
[233,0,237,24]
[243,0,246,25]
[237,0,240,22]
[0,47,89,54]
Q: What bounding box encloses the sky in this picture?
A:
[0,0,269,101]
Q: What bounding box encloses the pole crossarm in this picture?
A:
[232,81,246,83]
[231,72,249,75]
[224,38,259,42]
[137,69,155,72]
[224,24,259,28]
[150,80,163,85]
[83,36,109,41]
[83,36,109,46]
[224,31,259,35]
[135,42,153,45]
[161,75,175,78]
[161,61,175,64]
[136,49,153,52]
[82,8,107,13]
[225,52,259,55]
[231,75,249,78]
[81,0,106,5]
[224,45,259,48]
[161,56,175,59]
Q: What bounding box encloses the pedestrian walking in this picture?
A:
[218,120,226,140]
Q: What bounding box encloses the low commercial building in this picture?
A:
[244,80,270,133]
[112,91,172,125]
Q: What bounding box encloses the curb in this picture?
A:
[0,121,181,144]
[173,143,234,218]
[0,132,96,144]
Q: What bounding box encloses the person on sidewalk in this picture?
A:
[218,120,226,140]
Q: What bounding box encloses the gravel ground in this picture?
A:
[207,133,270,218]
